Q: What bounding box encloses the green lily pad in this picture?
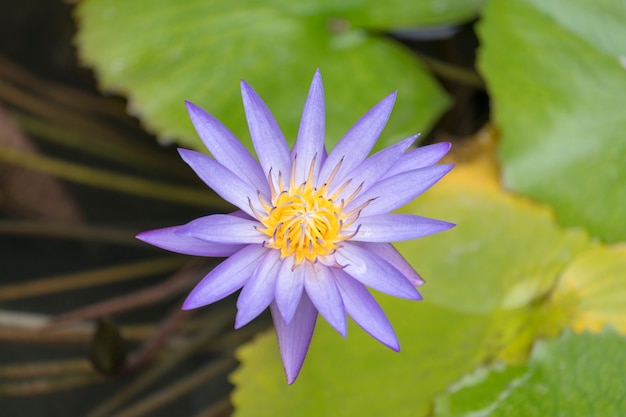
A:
[433,328,626,417]
[550,244,626,334]
[73,0,483,153]
[231,158,590,416]
[232,300,498,417]
[477,0,626,243]
[395,161,590,315]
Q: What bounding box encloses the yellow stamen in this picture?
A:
[256,158,366,265]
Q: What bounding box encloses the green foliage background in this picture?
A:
[75,0,626,415]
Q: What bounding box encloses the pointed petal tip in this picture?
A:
[240,79,253,93]
[309,70,323,90]
[283,355,306,385]
[375,329,400,351]
[440,141,452,152]
[440,163,455,174]
[134,229,164,246]
[401,284,423,301]
[184,100,205,117]
[286,372,298,385]
[181,297,201,311]
[400,134,420,150]
[177,147,191,158]
[234,298,269,329]
[233,314,246,330]
[240,80,255,100]
[134,227,163,245]
[404,132,421,147]
[385,90,398,104]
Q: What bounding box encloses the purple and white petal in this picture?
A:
[177,214,265,244]
[330,135,417,200]
[182,245,267,310]
[292,70,325,186]
[235,249,282,329]
[136,226,243,257]
[347,214,455,242]
[335,242,422,300]
[271,294,318,384]
[357,242,424,286]
[240,80,291,179]
[318,92,396,185]
[138,71,456,385]
[382,142,451,179]
[178,149,260,217]
[185,101,268,193]
[303,262,346,336]
[333,269,399,351]
[346,164,454,217]
[274,256,305,324]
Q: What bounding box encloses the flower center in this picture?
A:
[263,182,343,263]
[253,157,366,265]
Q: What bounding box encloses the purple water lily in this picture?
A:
[137,70,454,383]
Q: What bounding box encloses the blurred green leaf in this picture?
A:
[395,161,590,314]
[477,0,626,243]
[73,0,486,153]
[299,0,485,28]
[549,244,626,334]
[433,328,626,417]
[231,158,591,416]
[232,301,497,417]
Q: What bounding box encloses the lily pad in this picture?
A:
[73,0,482,153]
[232,300,498,417]
[395,157,590,315]
[477,0,626,243]
[433,328,626,417]
[231,155,590,416]
[549,244,626,334]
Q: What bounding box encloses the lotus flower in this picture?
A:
[137,70,454,383]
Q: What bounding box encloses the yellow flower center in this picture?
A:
[263,181,343,263]
[253,157,367,265]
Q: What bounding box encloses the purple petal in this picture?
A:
[136,226,243,257]
[235,249,282,328]
[333,269,399,351]
[185,101,268,193]
[346,164,454,217]
[303,263,346,336]
[346,214,455,242]
[358,242,424,286]
[292,70,325,186]
[318,92,396,186]
[182,245,267,310]
[335,242,422,300]
[240,80,291,179]
[178,149,260,217]
[271,294,318,384]
[274,256,305,323]
[382,142,452,179]
[177,214,266,244]
[330,135,416,200]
